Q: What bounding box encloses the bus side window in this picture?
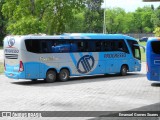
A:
[96,41,101,52]
[118,40,129,53]
[88,41,95,52]
[42,42,47,53]
[104,41,110,51]
[77,42,84,52]
[118,41,123,51]
[70,43,78,52]
[40,40,53,53]
[110,41,115,51]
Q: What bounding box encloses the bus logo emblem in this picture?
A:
[8,38,15,47]
[77,55,95,74]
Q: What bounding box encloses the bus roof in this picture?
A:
[5,33,137,41]
[147,37,160,42]
[61,33,136,40]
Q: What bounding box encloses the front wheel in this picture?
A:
[45,70,57,83]
[58,69,70,82]
[120,65,127,76]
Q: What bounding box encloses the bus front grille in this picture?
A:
[5,54,18,59]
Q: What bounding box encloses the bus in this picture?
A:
[146,37,160,81]
[4,33,141,83]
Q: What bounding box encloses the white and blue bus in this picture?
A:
[4,33,141,83]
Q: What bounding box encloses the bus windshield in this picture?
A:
[151,41,160,54]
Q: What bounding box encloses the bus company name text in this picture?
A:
[5,48,19,53]
[104,53,126,58]
[40,57,59,62]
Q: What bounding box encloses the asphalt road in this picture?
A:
[0,62,160,120]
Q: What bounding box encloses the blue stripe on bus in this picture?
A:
[79,53,83,57]
[70,53,77,67]
[89,52,93,56]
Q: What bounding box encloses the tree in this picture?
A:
[65,11,85,33]
[0,0,6,44]
[105,7,126,33]
[154,27,160,36]
[152,6,160,36]
[133,6,154,33]
[2,0,84,35]
[84,0,104,33]
[123,12,137,33]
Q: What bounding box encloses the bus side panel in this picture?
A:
[103,52,134,73]
[91,60,106,74]
[25,62,40,79]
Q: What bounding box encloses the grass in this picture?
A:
[0,63,4,74]
[139,42,147,62]
[0,46,3,49]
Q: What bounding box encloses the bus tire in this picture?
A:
[59,69,70,82]
[45,70,57,83]
[120,65,127,76]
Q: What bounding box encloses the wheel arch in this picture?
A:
[121,64,129,71]
[46,68,58,75]
[59,67,71,76]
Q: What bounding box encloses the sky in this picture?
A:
[102,0,160,12]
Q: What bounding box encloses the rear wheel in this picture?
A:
[120,65,127,76]
[45,70,57,83]
[59,69,70,82]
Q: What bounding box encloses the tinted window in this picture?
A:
[25,39,78,53]
[151,41,160,54]
[103,40,129,53]
[25,39,129,53]
[127,40,141,60]
[25,39,53,53]
[25,40,41,53]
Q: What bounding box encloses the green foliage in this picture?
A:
[133,6,154,33]
[7,16,46,34]
[104,6,157,34]
[0,1,160,36]
[154,27,160,37]
[152,6,160,27]
[105,7,126,33]
[84,0,104,33]
[2,0,85,35]
[0,0,6,44]
[65,11,85,33]
[139,42,146,62]
[0,63,4,74]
